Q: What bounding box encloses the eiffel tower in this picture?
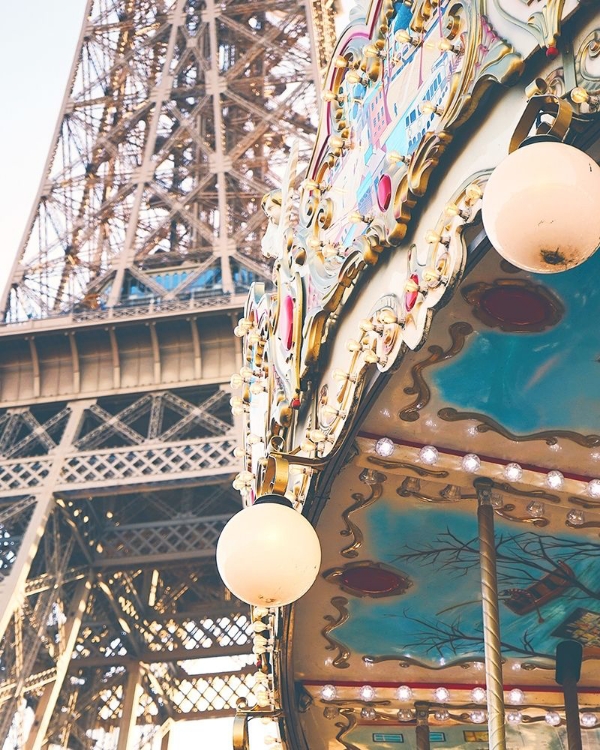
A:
[0,1,334,747]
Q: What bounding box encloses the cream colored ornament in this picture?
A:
[482,141,600,273]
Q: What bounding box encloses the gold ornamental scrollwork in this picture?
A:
[340,471,386,558]
[399,321,474,422]
[322,596,352,669]
[334,708,361,750]
[438,407,600,447]
[577,29,600,95]
[492,0,566,51]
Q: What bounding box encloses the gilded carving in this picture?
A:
[322,596,352,669]
[494,503,550,527]
[340,472,386,558]
[492,0,566,51]
[399,322,474,422]
[438,406,600,447]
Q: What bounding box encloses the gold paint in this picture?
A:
[322,596,352,669]
[399,322,474,422]
[363,653,483,669]
[577,29,600,96]
[340,473,386,558]
[368,455,450,478]
[492,0,566,49]
[569,496,600,510]
[492,481,560,505]
[397,477,461,503]
[335,709,361,750]
[438,407,600,447]
[494,503,550,528]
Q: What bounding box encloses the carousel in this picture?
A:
[217,0,600,748]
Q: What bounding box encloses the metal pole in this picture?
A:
[556,640,583,750]
[474,478,506,750]
[415,701,430,750]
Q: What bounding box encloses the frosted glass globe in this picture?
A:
[216,497,321,606]
[482,141,600,273]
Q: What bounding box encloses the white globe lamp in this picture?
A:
[482,140,600,273]
[216,495,321,607]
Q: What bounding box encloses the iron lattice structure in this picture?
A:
[0,0,334,747]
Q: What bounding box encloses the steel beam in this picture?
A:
[24,577,92,750]
[116,664,143,750]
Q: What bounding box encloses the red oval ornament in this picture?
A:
[339,566,409,595]
[480,286,551,327]
[377,174,392,211]
[405,273,420,311]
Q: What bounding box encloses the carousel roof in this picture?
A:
[222,0,600,748]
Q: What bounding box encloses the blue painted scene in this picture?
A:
[430,252,600,435]
[334,500,600,667]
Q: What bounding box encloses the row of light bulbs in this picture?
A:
[375,436,600,501]
[319,684,598,727]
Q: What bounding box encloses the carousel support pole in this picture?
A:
[556,640,583,750]
[474,477,506,750]
[415,701,430,750]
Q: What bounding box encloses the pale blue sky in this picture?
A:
[0,0,86,297]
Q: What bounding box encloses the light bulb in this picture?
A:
[230,374,244,388]
[346,71,364,85]
[504,463,523,482]
[398,709,413,722]
[359,685,376,701]
[434,687,450,703]
[361,706,377,720]
[571,87,590,104]
[581,713,597,728]
[545,711,561,726]
[321,684,337,701]
[375,437,395,457]
[425,229,441,244]
[334,56,348,68]
[465,182,483,203]
[462,453,481,473]
[567,509,585,526]
[508,688,524,705]
[526,501,544,517]
[586,479,600,498]
[471,687,486,703]
[434,709,449,721]
[420,101,442,116]
[387,150,407,165]
[546,470,564,490]
[420,445,439,465]
[396,685,413,701]
[470,710,486,724]
[507,711,523,725]
[482,142,600,273]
